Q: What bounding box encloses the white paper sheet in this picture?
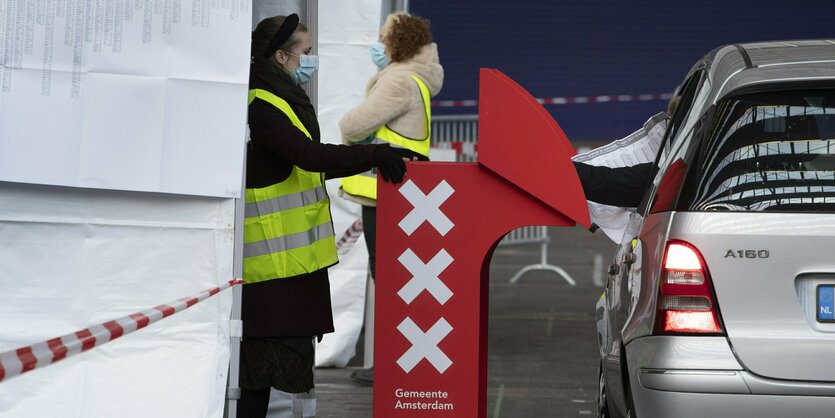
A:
[0,0,251,198]
[572,112,668,243]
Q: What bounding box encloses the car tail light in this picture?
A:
[654,241,724,334]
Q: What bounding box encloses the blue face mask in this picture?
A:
[371,42,391,69]
[288,54,318,85]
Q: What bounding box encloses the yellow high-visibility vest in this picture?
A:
[339,74,431,201]
[243,89,338,284]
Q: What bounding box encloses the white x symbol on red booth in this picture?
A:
[396,317,453,373]
[397,248,453,305]
[398,180,455,236]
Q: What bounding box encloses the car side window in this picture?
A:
[661,71,705,164]
[635,71,706,217]
[666,79,697,143]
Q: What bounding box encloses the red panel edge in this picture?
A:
[477,68,590,228]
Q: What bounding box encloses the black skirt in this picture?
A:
[239,337,315,393]
[239,269,335,393]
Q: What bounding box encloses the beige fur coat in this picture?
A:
[338,43,444,205]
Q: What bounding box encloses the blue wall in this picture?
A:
[411,0,834,140]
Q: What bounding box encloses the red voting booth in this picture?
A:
[374,69,591,417]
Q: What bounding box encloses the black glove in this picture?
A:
[372,144,416,183]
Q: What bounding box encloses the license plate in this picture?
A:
[817,285,835,322]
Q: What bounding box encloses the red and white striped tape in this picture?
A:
[336,217,364,256]
[0,278,243,383]
[431,93,673,107]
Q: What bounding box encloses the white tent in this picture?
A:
[0,1,391,416]
[0,1,249,416]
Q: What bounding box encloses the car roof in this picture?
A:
[697,39,835,105]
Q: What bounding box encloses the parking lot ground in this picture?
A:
[312,225,616,417]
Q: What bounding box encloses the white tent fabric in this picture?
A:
[0,3,385,418]
[0,182,236,417]
[315,0,382,368]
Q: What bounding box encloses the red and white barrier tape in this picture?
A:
[0,278,243,383]
[431,92,673,108]
[336,217,364,256]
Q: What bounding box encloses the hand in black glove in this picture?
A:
[372,144,427,183]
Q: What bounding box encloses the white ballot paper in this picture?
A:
[572,112,668,243]
[0,0,251,197]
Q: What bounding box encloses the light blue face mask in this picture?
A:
[289,54,318,85]
[371,42,391,69]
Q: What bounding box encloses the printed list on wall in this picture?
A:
[0,0,252,198]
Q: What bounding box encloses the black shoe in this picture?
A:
[350,367,373,386]
[349,367,369,379]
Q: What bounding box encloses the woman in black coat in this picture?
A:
[240,14,424,417]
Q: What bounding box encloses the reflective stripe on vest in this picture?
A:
[340,74,431,201]
[243,89,338,284]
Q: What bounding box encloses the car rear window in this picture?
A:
[675,89,835,212]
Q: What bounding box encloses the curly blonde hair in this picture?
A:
[382,13,433,63]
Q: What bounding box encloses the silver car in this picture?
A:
[596,40,835,418]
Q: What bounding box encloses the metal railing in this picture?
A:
[431,114,575,285]
[431,115,479,162]
[501,226,575,285]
